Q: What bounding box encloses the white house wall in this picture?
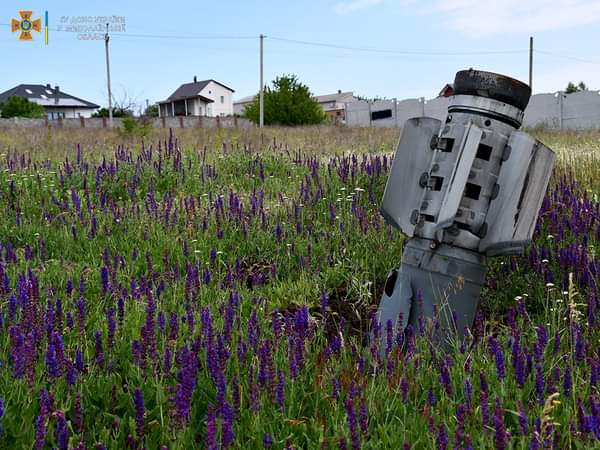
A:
[199,81,234,117]
[44,107,95,118]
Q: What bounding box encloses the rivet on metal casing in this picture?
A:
[419,172,429,187]
[410,210,420,225]
[421,201,429,210]
[446,114,452,123]
[431,163,440,172]
[430,136,439,150]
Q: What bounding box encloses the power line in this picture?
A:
[266,35,525,56]
[534,49,600,65]
[4,20,600,64]
[103,32,256,40]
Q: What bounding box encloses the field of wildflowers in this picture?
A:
[0,126,599,449]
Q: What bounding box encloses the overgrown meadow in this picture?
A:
[0,126,599,449]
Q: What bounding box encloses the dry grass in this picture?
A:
[2,126,600,187]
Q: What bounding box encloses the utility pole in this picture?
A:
[529,36,533,91]
[105,23,113,128]
[259,33,264,128]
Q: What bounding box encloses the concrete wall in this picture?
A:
[346,90,600,130]
[0,116,253,129]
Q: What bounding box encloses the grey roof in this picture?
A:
[233,94,257,105]
[315,91,356,104]
[165,79,235,102]
[0,84,99,109]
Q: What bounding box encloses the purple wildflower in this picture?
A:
[55,411,69,450]
[517,401,528,435]
[493,398,507,450]
[563,365,572,397]
[45,340,60,379]
[221,402,235,448]
[133,388,145,439]
[205,407,217,450]
[276,370,285,412]
[94,331,104,368]
[436,423,448,450]
[264,433,274,448]
[345,398,360,450]
[359,398,368,434]
[34,415,46,450]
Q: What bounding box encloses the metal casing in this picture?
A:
[479,132,555,256]
[380,117,441,236]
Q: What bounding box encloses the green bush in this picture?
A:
[0,96,45,118]
[244,74,326,126]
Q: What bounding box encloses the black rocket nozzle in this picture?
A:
[453,69,532,111]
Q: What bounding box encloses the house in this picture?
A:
[0,84,99,119]
[158,77,235,117]
[438,83,454,97]
[233,95,256,116]
[314,90,358,123]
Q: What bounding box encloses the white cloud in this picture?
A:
[333,0,384,15]
[423,0,600,35]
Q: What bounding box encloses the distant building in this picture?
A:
[438,83,454,97]
[233,90,359,123]
[0,84,99,119]
[233,94,256,116]
[314,90,358,124]
[158,77,235,117]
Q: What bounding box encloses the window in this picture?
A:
[48,112,65,120]
[40,94,48,99]
[45,89,53,95]
[25,89,33,94]
[371,109,393,120]
[220,96,224,104]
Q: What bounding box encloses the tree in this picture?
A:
[0,96,45,118]
[92,107,133,118]
[143,104,159,117]
[92,89,139,117]
[243,74,326,126]
[565,81,588,94]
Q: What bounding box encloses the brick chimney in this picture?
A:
[193,76,197,83]
[54,85,60,105]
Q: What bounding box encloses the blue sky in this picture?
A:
[2,0,600,110]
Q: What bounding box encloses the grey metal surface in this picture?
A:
[376,237,486,349]
[380,117,441,236]
[479,132,555,256]
[448,95,525,125]
[436,122,482,229]
[374,69,556,353]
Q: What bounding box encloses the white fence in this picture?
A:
[345,90,600,130]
